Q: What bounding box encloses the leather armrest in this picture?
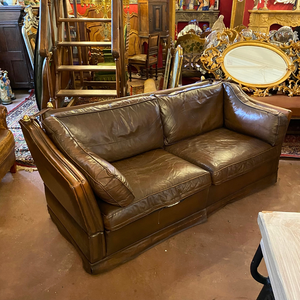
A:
[223,82,292,146]
[249,99,292,122]
[0,105,8,130]
[19,118,104,235]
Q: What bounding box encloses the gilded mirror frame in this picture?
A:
[22,6,39,69]
[219,41,294,89]
[200,28,300,96]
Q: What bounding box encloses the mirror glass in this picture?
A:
[223,45,288,86]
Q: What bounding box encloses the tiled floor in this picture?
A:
[1,159,300,300]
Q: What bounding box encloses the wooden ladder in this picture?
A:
[39,0,126,108]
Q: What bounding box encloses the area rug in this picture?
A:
[281,134,300,158]
[7,95,39,168]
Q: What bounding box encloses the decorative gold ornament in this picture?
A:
[47,102,54,108]
[200,28,300,96]
[23,115,31,122]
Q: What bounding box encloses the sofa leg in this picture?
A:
[10,161,17,173]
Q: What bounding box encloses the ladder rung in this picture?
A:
[58,65,116,72]
[83,81,116,85]
[58,18,111,23]
[58,41,111,47]
[57,89,117,97]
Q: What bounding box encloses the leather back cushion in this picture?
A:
[42,96,164,207]
[43,96,164,162]
[157,82,224,145]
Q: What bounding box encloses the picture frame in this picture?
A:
[214,0,219,10]
[230,0,245,28]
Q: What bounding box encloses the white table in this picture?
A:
[255,212,300,300]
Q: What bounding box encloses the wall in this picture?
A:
[243,0,293,26]
[72,0,295,32]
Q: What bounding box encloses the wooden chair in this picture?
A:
[175,33,206,79]
[128,33,160,81]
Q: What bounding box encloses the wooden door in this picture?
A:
[0,7,33,89]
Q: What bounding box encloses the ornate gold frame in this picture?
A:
[169,45,183,89]
[22,5,39,69]
[219,41,294,89]
[200,29,300,96]
[230,0,246,29]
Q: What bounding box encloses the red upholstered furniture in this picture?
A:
[19,82,291,274]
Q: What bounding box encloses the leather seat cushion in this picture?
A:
[0,130,15,164]
[97,149,211,231]
[166,128,279,185]
[157,82,224,145]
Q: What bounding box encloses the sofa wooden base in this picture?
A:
[49,206,207,274]
[207,172,278,216]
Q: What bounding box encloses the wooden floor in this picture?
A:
[1,160,300,300]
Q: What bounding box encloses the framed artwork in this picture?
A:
[230,0,246,28]
[163,48,172,90]
[214,0,219,10]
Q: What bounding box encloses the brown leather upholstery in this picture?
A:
[223,83,290,146]
[99,149,211,231]
[42,96,163,206]
[158,82,224,145]
[166,128,278,185]
[19,81,292,274]
[43,95,163,162]
[0,105,16,181]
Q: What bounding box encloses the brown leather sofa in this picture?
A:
[19,82,291,274]
[0,105,16,181]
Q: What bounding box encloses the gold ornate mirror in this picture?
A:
[220,41,294,89]
[200,28,300,96]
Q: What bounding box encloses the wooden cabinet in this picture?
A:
[138,0,169,38]
[0,6,34,89]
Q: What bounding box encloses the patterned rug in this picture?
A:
[7,95,39,167]
[281,135,300,158]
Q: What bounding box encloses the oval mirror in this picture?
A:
[220,41,293,88]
